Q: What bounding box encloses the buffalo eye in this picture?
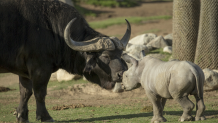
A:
[100,54,110,64]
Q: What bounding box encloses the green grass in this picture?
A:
[148,48,172,61]
[1,77,218,123]
[83,0,138,8]
[74,4,97,17]
[1,95,218,123]
[143,29,161,34]
[146,0,173,1]
[89,16,172,29]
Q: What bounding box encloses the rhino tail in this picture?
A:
[188,62,204,99]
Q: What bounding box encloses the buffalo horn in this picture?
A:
[120,19,131,49]
[64,18,115,52]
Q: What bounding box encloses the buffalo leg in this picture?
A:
[175,96,195,122]
[16,76,33,123]
[31,72,54,122]
[194,94,206,121]
[146,91,167,123]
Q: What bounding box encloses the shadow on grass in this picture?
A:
[164,110,218,117]
[141,0,173,3]
[57,112,152,122]
[56,110,218,122]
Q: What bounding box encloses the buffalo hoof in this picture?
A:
[178,115,194,122]
[151,116,167,123]
[195,116,206,121]
[15,110,29,123]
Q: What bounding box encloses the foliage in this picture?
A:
[148,48,172,61]
[74,4,97,17]
[89,15,172,29]
[75,0,139,7]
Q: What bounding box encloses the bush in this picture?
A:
[75,0,139,7]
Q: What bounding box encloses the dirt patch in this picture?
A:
[46,83,147,107]
[0,86,12,92]
[51,104,94,110]
[0,73,19,87]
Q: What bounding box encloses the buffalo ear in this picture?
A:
[83,53,97,74]
[122,53,138,67]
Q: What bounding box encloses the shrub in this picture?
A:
[75,0,139,7]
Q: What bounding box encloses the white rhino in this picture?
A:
[122,54,205,123]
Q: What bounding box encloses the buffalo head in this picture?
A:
[64,18,131,89]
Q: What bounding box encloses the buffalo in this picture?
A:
[0,0,130,122]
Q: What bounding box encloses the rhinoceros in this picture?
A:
[122,54,206,123]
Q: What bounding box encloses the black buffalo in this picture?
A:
[0,0,131,122]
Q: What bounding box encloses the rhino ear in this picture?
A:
[83,53,96,74]
[122,53,138,67]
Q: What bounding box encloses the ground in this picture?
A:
[84,1,173,39]
[1,1,218,122]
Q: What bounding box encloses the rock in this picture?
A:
[57,69,82,82]
[59,0,74,6]
[125,44,151,60]
[128,33,157,47]
[163,46,172,54]
[147,36,169,49]
[164,33,173,46]
[203,68,218,91]
[50,72,57,81]
[83,76,87,81]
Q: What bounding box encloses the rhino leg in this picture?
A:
[175,96,194,122]
[146,91,167,123]
[194,95,206,121]
[161,98,167,110]
[31,71,54,122]
[16,76,33,123]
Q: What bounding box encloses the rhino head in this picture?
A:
[122,53,141,91]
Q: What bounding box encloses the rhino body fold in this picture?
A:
[122,55,206,122]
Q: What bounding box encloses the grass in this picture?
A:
[148,48,172,61]
[89,16,172,29]
[146,0,173,1]
[1,92,218,122]
[83,0,138,8]
[0,79,218,122]
[74,4,97,17]
[142,29,161,34]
